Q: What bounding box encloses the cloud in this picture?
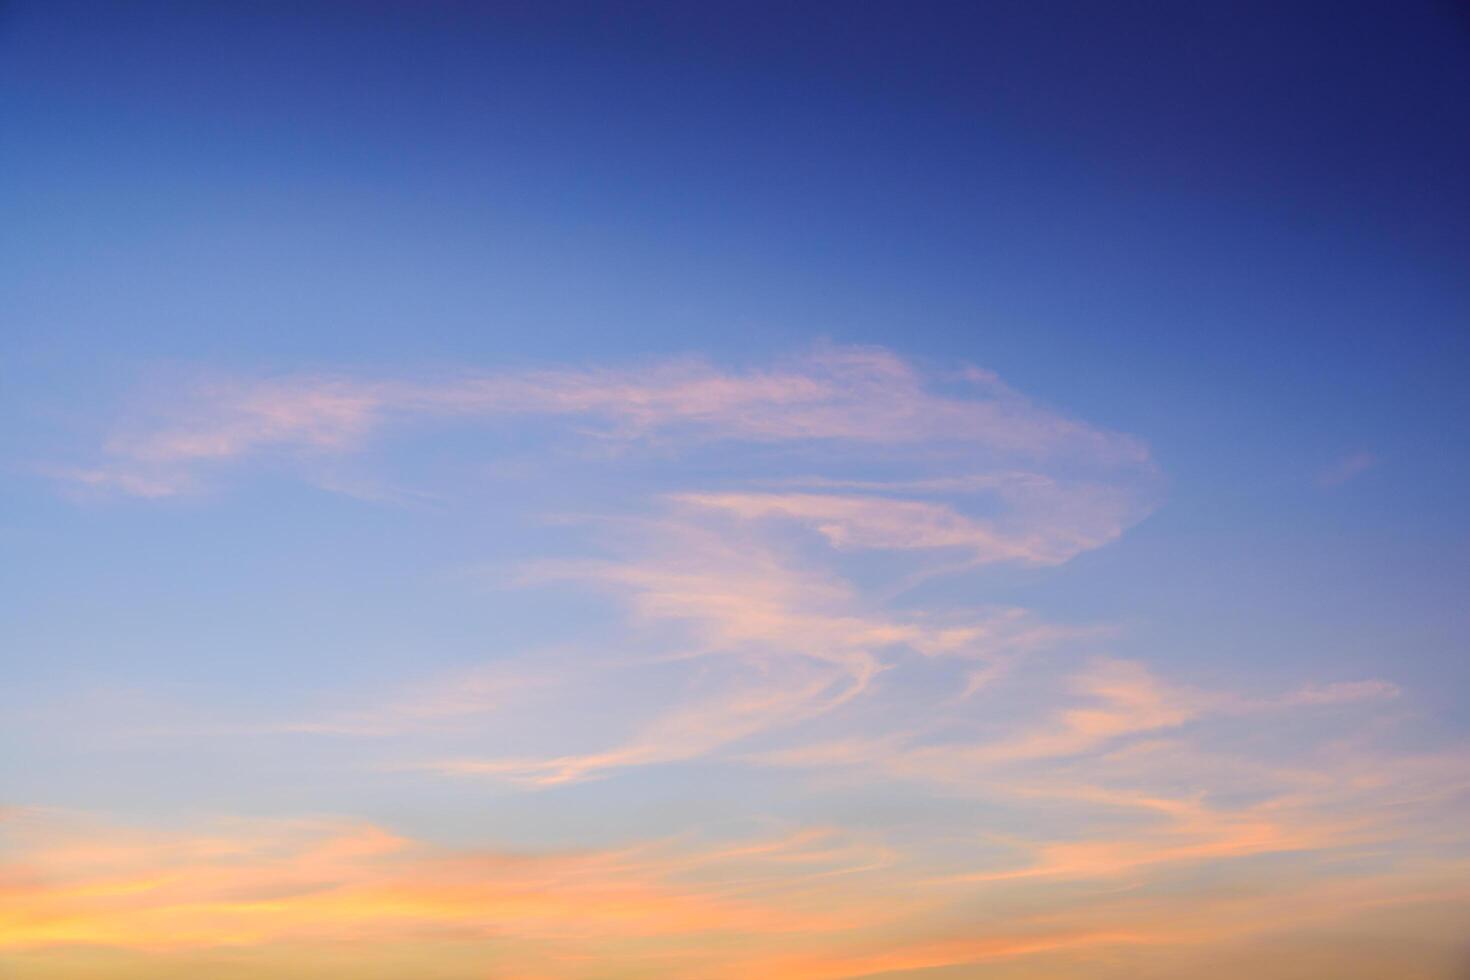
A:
[0,812,892,967]
[422,660,869,786]
[56,345,1156,499]
[945,786,1347,883]
[7,793,1468,980]
[745,657,1199,779]
[1272,678,1401,707]
[39,464,198,499]
[736,864,1470,980]
[674,490,1121,566]
[27,345,1469,979]
[409,503,1104,785]
[60,347,1151,788]
[1319,450,1379,487]
[749,656,1411,791]
[272,664,556,737]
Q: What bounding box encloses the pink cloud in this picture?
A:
[1319,450,1379,487]
[59,345,1155,497]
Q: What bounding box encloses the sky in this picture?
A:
[2,2,1469,977]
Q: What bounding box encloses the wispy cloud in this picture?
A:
[0,812,892,963]
[25,345,1468,978]
[6,801,1465,979]
[56,345,1155,499]
[674,490,1123,565]
[1319,450,1379,487]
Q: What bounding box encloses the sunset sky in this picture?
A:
[3,2,1469,977]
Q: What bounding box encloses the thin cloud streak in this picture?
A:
[60,345,1156,499]
[6,805,1466,979]
[1319,450,1379,487]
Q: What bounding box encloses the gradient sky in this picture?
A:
[3,3,1469,978]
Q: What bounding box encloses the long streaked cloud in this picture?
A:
[424,658,873,786]
[0,812,893,959]
[675,489,1122,565]
[751,655,1404,782]
[5,799,1467,980]
[60,344,1155,496]
[25,344,1470,978]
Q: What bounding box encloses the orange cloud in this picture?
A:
[32,344,1468,980]
[6,804,1468,980]
[0,813,892,964]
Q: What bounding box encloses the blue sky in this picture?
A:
[2,3,1468,977]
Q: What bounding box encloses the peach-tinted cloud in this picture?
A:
[749,657,1199,783]
[675,490,1120,565]
[424,652,878,786]
[273,664,555,737]
[58,345,1156,499]
[946,786,1349,883]
[31,345,1469,979]
[973,657,1198,761]
[1275,678,1400,706]
[54,348,1155,788]
[0,813,898,968]
[1319,449,1379,487]
[409,505,1098,784]
[733,864,1470,980]
[6,795,1469,980]
[39,464,198,499]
